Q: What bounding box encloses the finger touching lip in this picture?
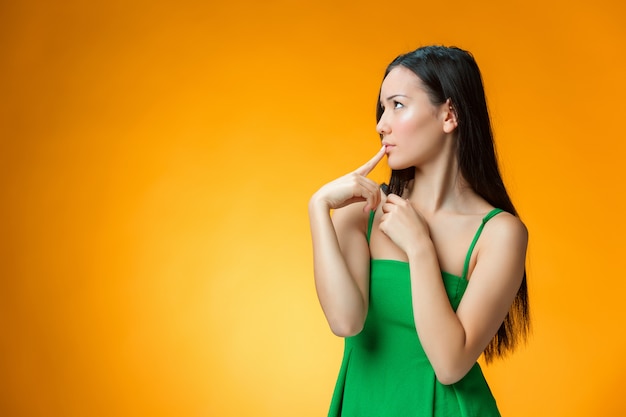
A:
[382,143,395,152]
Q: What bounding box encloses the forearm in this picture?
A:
[407,242,473,384]
[308,199,367,336]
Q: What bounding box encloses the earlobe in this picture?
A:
[443,99,458,134]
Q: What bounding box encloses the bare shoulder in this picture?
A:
[484,211,528,248]
[461,210,528,302]
[332,201,371,234]
[474,211,528,282]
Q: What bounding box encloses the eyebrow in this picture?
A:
[382,94,409,102]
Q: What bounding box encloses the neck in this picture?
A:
[405,148,470,215]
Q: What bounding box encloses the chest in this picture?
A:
[368,210,484,278]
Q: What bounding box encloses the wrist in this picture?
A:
[406,236,436,261]
[309,193,331,213]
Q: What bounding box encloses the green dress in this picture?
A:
[328,208,503,417]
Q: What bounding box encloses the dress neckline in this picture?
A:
[370,258,463,280]
[366,208,504,281]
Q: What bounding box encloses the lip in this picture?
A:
[382,142,395,152]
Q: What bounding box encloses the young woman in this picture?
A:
[308,46,530,416]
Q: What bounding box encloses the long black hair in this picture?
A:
[377,45,530,363]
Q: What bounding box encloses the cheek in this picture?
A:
[395,109,430,139]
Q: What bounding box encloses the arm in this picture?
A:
[308,146,386,336]
[380,196,528,384]
[309,201,371,336]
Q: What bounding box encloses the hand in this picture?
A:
[379,194,431,255]
[311,145,386,212]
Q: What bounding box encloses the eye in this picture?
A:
[393,100,403,109]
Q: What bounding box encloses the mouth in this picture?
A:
[382,142,395,152]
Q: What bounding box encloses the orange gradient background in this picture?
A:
[1,0,625,416]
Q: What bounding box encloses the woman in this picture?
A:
[308,46,530,416]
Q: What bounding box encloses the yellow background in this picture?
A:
[1,0,625,415]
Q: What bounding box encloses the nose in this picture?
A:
[376,112,390,136]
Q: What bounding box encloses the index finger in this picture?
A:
[355,145,386,176]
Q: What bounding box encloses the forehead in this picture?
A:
[380,66,424,95]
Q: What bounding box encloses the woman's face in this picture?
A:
[377,66,451,170]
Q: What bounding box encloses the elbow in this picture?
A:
[433,363,471,386]
[427,344,476,385]
[434,370,463,386]
[329,319,364,338]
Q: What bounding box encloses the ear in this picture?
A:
[442,98,458,134]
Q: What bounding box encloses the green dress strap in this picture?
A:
[461,208,504,280]
[366,209,376,244]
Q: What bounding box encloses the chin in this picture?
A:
[387,153,422,171]
[387,160,415,171]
